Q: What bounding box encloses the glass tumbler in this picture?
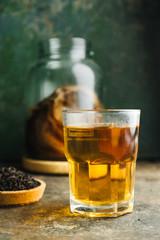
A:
[63,109,140,217]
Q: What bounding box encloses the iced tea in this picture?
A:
[64,124,139,216]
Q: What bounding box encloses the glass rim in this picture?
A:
[63,109,141,114]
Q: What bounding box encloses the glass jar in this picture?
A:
[23,37,103,173]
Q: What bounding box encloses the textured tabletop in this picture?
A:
[0,160,160,240]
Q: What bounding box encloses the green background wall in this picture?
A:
[0,0,160,162]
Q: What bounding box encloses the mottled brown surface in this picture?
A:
[0,161,160,239]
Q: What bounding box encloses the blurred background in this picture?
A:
[0,0,160,163]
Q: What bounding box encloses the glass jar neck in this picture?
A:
[39,38,86,60]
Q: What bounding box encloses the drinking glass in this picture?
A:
[63,109,140,217]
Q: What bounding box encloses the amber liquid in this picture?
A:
[64,125,139,206]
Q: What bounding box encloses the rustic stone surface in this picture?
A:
[0,160,160,239]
